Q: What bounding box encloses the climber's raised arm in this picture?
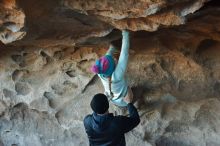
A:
[114,30,130,80]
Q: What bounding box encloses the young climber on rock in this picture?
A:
[91,30,132,107]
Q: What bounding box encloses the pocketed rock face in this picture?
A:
[0,1,220,146]
[0,103,88,146]
[0,44,104,146]
[0,45,100,108]
[64,0,208,31]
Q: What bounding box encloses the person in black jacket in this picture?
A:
[83,93,140,146]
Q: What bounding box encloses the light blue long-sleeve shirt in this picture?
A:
[98,31,130,107]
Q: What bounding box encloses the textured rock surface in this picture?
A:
[0,0,210,45]
[64,0,208,31]
[0,0,112,46]
[0,45,99,146]
[0,0,26,44]
[0,0,220,146]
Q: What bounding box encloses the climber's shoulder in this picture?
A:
[83,114,92,126]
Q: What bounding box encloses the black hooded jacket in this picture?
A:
[83,103,140,146]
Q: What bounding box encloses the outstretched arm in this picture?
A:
[114,30,130,80]
[119,103,140,133]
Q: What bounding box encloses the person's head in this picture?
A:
[90,55,115,77]
[90,93,109,114]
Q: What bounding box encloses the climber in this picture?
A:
[84,93,140,146]
[90,30,131,107]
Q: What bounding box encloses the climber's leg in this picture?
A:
[108,87,135,116]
